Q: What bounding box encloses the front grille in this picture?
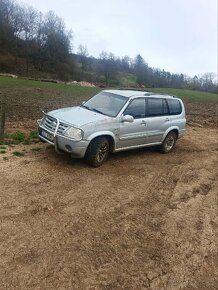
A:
[42,115,69,135]
[57,122,69,134]
[43,116,57,132]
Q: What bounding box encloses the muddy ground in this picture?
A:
[0,95,217,289]
[0,86,217,129]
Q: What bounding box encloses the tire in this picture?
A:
[161,131,177,153]
[85,137,109,167]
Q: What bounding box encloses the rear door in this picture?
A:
[145,98,170,144]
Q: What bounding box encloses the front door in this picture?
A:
[117,98,147,148]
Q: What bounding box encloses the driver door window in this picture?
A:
[124,99,146,119]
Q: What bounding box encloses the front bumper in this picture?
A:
[38,120,89,158]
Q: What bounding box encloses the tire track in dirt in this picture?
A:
[0,127,217,289]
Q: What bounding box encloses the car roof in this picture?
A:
[103,89,178,99]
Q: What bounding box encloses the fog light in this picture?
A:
[65,145,72,152]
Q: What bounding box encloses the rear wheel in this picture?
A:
[161,131,177,153]
[85,137,109,167]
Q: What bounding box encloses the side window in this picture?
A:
[167,99,182,115]
[147,98,169,117]
[124,98,146,119]
[163,99,168,114]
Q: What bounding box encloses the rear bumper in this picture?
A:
[38,125,88,158]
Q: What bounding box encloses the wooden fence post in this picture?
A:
[0,103,6,140]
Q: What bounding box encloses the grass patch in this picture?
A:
[13,151,25,157]
[0,76,216,104]
[0,150,6,154]
[0,146,6,150]
[118,73,137,87]
[31,147,41,152]
[22,139,31,145]
[0,76,100,96]
[29,131,38,139]
[148,88,217,103]
[0,131,40,146]
[10,131,26,143]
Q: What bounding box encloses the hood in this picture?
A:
[48,106,111,127]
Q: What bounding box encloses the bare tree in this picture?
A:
[41,11,72,73]
[98,51,117,86]
[19,5,39,72]
[77,44,89,74]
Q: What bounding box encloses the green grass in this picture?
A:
[118,73,137,87]
[13,151,25,157]
[31,147,41,152]
[0,146,7,154]
[148,88,217,103]
[0,76,217,103]
[0,76,100,96]
[29,131,38,139]
[9,132,25,142]
[0,131,40,146]
[22,139,31,145]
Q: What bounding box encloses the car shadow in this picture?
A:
[108,146,160,162]
[42,144,163,168]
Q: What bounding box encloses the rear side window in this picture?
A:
[167,99,182,115]
[124,98,146,119]
[147,98,169,117]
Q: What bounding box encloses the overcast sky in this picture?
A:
[19,0,217,77]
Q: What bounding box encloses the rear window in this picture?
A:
[167,99,182,115]
[147,98,169,117]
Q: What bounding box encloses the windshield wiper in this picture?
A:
[81,104,107,116]
[90,108,107,115]
[80,104,92,111]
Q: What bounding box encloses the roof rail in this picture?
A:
[144,92,155,95]
[117,87,144,91]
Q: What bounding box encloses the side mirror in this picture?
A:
[82,101,85,105]
[121,115,134,123]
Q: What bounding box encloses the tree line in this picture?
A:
[0,0,73,79]
[0,0,217,93]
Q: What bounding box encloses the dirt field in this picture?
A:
[0,85,217,129]
[0,121,217,289]
[0,83,217,289]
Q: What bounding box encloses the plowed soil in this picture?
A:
[0,123,217,289]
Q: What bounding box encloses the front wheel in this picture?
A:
[161,131,177,153]
[85,137,109,167]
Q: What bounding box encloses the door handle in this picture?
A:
[141,120,147,126]
[165,118,170,121]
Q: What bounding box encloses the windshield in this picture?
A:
[82,92,127,117]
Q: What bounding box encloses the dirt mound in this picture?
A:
[0,73,18,78]
[67,81,96,87]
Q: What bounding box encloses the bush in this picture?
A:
[0,54,15,73]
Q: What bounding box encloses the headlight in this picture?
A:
[64,127,83,140]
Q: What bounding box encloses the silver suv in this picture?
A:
[38,90,186,167]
